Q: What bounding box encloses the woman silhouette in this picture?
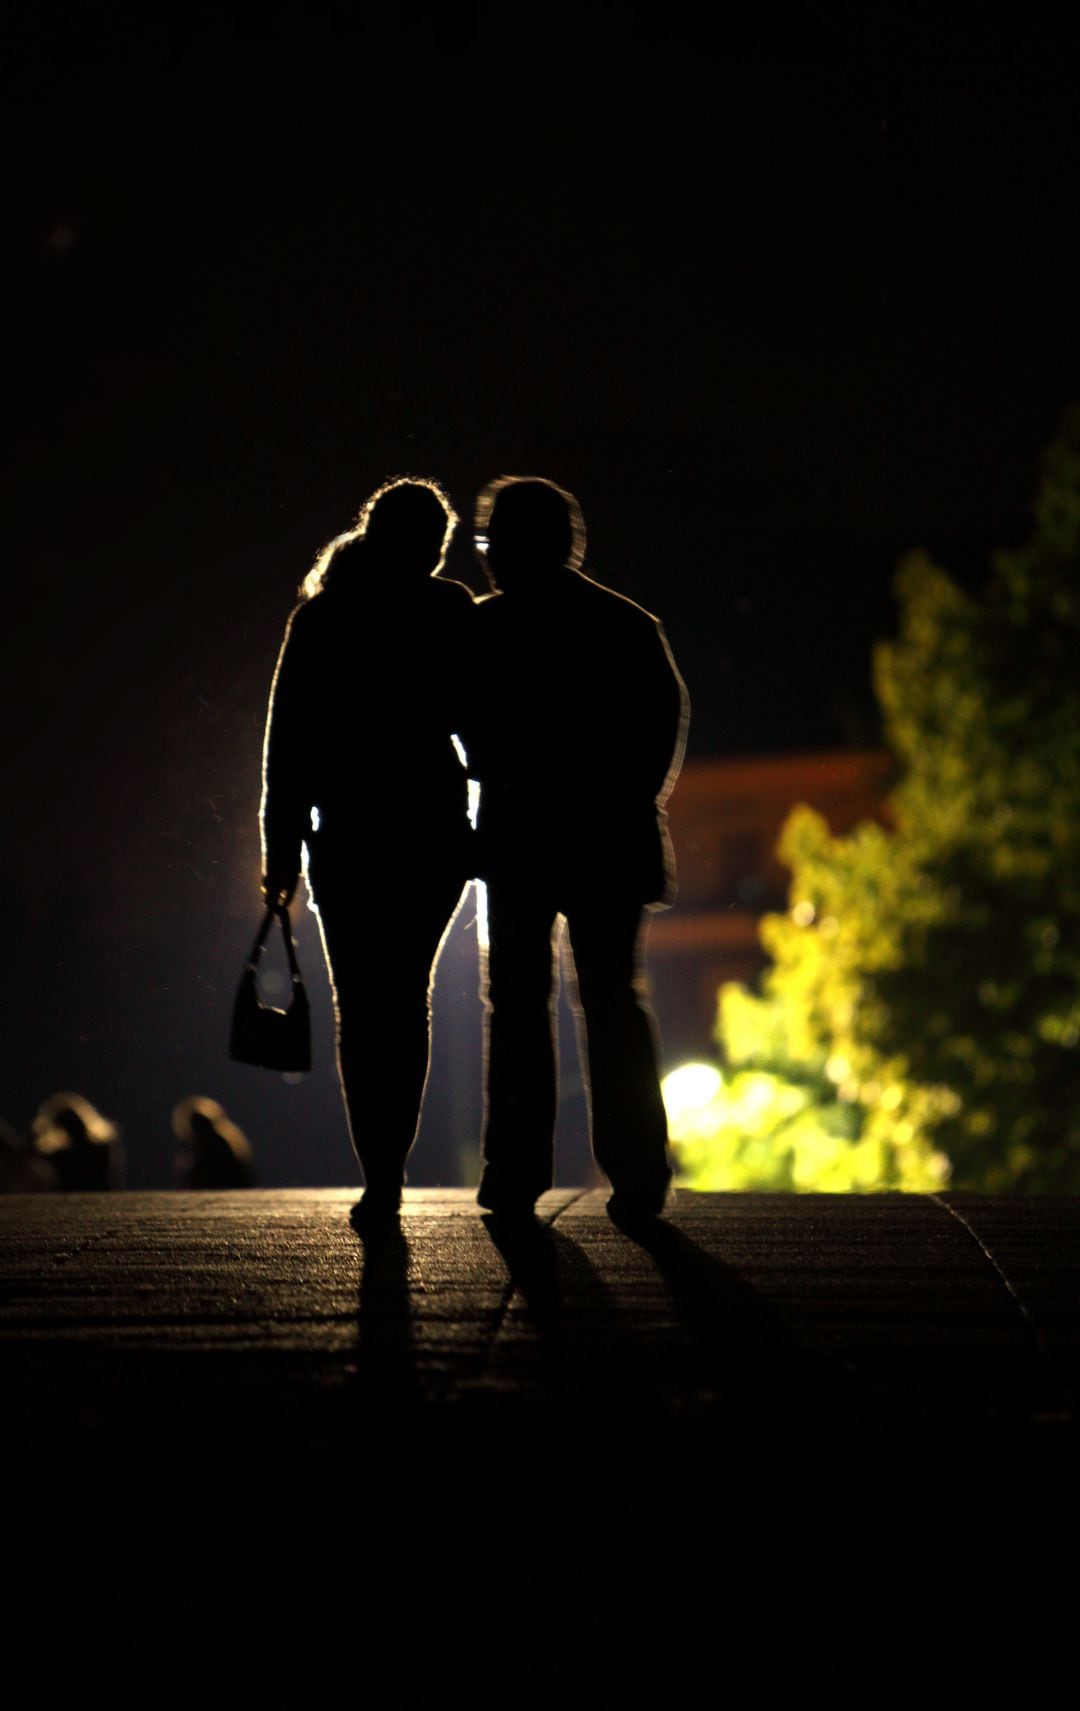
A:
[260,478,473,1218]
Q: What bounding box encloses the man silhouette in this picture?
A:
[260,478,472,1220]
[460,477,688,1220]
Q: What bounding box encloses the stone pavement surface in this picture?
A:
[2,1188,1077,1451]
[3,1188,1077,1629]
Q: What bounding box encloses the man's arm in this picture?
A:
[647,619,690,806]
[443,585,492,775]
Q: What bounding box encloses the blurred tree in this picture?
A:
[672,414,1080,1192]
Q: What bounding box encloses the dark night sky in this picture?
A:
[4,8,1079,1183]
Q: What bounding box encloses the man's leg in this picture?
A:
[564,896,672,1211]
[479,884,560,1208]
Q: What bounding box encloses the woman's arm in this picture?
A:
[260,602,313,907]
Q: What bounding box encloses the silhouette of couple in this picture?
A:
[261,477,687,1225]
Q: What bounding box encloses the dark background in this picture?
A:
[4,6,1078,1185]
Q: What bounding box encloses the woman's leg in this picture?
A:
[313,863,466,1189]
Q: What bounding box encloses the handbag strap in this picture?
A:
[245,906,303,984]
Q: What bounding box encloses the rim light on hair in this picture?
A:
[301,475,458,601]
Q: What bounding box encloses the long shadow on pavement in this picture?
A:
[351,1202,420,1413]
[480,1209,857,1451]
[608,1214,859,1443]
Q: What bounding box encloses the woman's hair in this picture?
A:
[300,475,457,601]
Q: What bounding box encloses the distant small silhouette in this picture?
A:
[31,1093,124,1192]
[260,477,474,1213]
[0,1117,56,1192]
[459,478,688,1220]
[172,1096,255,1189]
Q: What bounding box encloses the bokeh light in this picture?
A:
[661,1061,723,1123]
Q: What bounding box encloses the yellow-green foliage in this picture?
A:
[672,414,1080,1193]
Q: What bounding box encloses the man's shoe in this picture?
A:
[607,1183,674,1229]
[477,1169,539,1220]
[480,1200,538,1225]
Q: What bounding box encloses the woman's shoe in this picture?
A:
[350,1184,403,1236]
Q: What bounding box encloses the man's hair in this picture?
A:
[475,476,586,572]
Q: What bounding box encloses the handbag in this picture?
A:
[229,906,311,1072]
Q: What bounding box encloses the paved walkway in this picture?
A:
[3,1188,1076,1617]
[3,1188,1076,1448]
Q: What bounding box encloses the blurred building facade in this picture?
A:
[650,750,893,1062]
